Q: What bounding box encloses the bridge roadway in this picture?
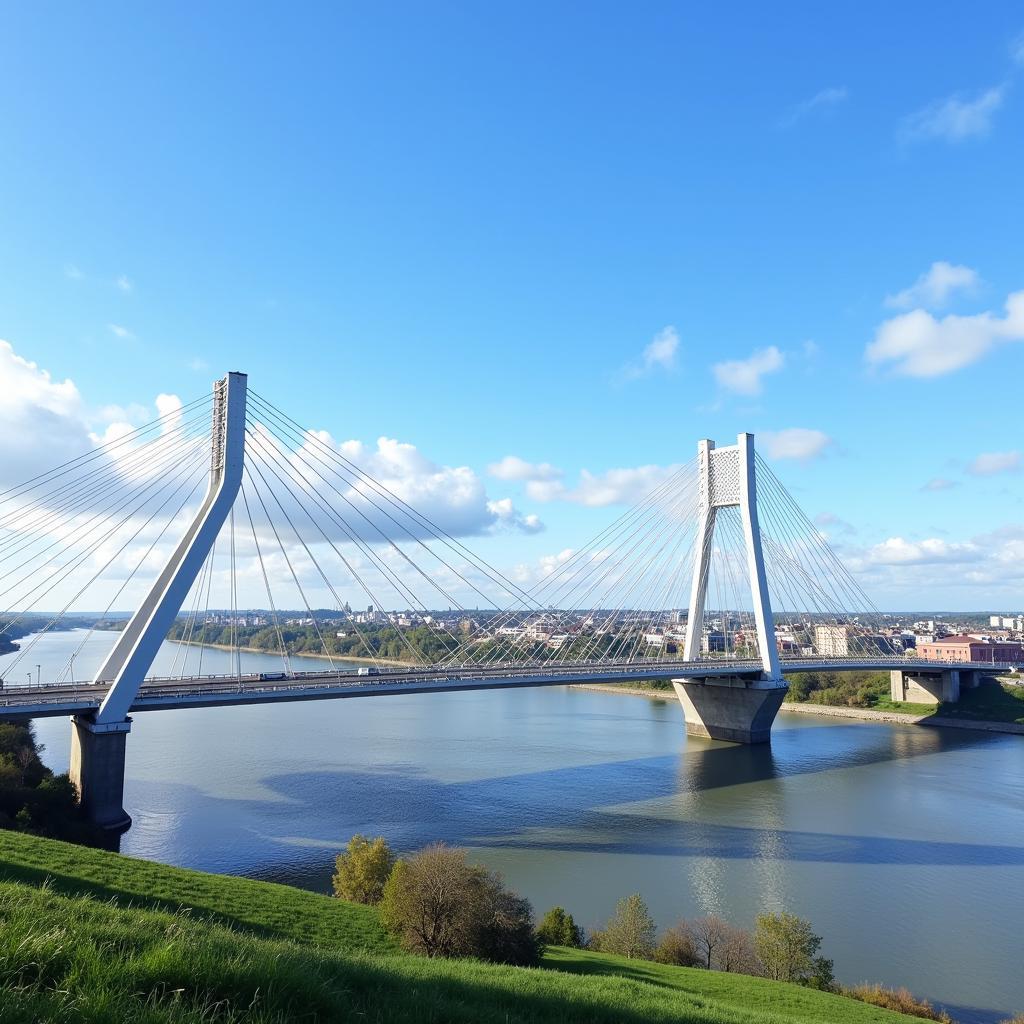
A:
[0,656,1013,720]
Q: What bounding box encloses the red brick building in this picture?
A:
[917,635,1024,664]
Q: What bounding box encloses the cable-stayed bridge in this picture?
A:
[0,372,1012,829]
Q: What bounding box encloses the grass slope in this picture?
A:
[0,830,918,1023]
[0,829,393,953]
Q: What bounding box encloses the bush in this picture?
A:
[843,984,952,1022]
[379,842,539,966]
[654,923,699,967]
[754,912,830,987]
[598,894,656,960]
[536,906,582,947]
[332,834,395,904]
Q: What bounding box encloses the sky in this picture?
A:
[0,2,1022,611]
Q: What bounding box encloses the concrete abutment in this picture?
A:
[69,715,132,831]
[889,669,961,705]
[672,677,788,743]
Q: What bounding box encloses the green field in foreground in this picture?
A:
[0,829,927,1023]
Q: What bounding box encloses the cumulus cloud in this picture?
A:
[487,456,563,483]
[621,326,679,380]
[810,524,1024,602]
[866,289,1024,377]
[487,497,544,534]
[863,536,982,566]
[758,428,832,461]
[967,451,1020,476]
[900,85,1006,143]
[514,462,684,507]
[712,346,784,395]
[0,340,91,483]
[884,262,980,310]
[921,477,957,492]
[780,86,849,127]
[115,275,133,292]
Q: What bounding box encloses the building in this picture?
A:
[917,635,1024,664]
[814,624,849,657]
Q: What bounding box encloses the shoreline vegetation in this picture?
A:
[167,638,409,668]
[0,827,987,1024]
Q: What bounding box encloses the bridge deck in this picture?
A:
[0,658,1013,720]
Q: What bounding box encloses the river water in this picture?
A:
[5,630,1023,1022]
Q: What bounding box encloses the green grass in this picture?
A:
[0,829,923,1023]
[0,829,393,953]
[876,683,1024,724]
[935,682,1024,724]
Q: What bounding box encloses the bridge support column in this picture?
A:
[69,716,132,831]
[889,669,960,705]
[672,677,787,744]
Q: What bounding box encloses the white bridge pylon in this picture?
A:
[91,372,247,726]
[681,433,782,681]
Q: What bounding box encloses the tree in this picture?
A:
[754,912,825,984]
[690,915,730,970]
[379,843,539,965]
[599,894,656,960]
[332,835,395,904]
[717,922,761,975]
[536,906,582,948]
[654,923,699,967]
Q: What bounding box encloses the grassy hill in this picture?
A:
[0,830,922,1023]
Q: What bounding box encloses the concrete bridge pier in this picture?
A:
[69,715,132,831]
[672,676,788,743]
[890,669,960,705]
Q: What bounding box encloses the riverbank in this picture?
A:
[169,638,410,668]
[0,830,921,1024]
[571,683,1024,736]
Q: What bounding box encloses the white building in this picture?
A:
[815,624,849,657]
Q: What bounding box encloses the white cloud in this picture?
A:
[519,463,683,507]
[115,275,133,292]
[622,326,679,379]
[511,548,575,585]
[866,289,1024,377]
[758,428,832,462]
[900,86,1005,143]
[0,341,90,483]
[187,357,209,372]
[864,536,981,566]
[780,86,849,126]
[64,264,84,280]
[921,477,957,492]
[487,455,563,483]
[1011,31,1024,66]
[487,497,544,534]
[884,262,980,310]
[967,451,1020,476]
[814,511,854,535]
[712,345,784,395]
[108,323,135,340]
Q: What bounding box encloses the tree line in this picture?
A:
[331,834,970,1022]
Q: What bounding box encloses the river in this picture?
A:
[5,630,1023,1022]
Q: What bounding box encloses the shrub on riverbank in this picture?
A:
[536,905,583,947]
[380,842,540,966]
[842,984,952,1021]
[332,833,395,904]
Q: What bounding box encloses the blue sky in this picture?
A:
[1,2,1022,609]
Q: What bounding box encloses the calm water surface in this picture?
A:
[9,631,1024,1023]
